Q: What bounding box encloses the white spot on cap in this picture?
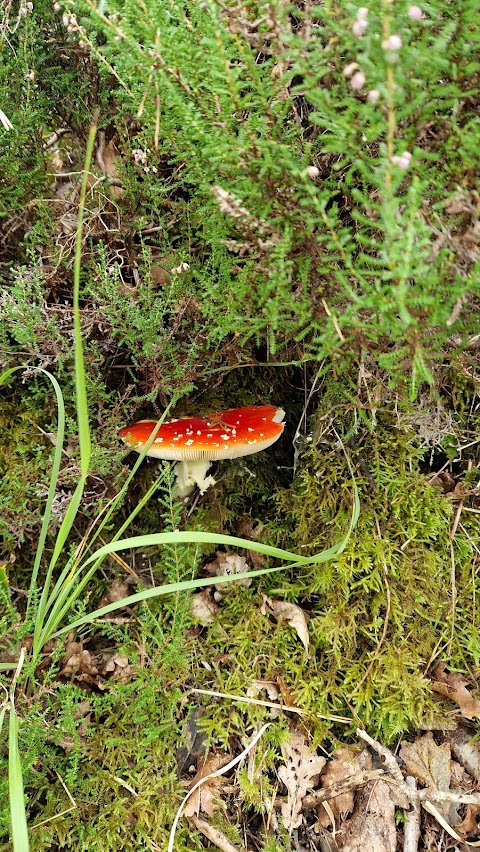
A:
[207,433,213,437]
[154,438,164,443]
[196,430,202,436]
[185,439,194,446]
[247,427,254,433]
[220,434,230,440]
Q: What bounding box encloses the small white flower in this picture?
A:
[392,151,412,169]
[170,262,190,275]
[356,7,369,20]
[306,166,320,179]
[350,71,366,91]
[367,89,380,103]
[343,62,359,78]
[0,109,14,131]
[352,19,368,37]
[382,35,402,50]
[408,5,423,19]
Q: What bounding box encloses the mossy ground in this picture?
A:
[1,0,480,848]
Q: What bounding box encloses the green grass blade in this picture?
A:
[8,705,29,852]
[42,474,359,644]
[73,119,97,477]
[53,565,287,636]
[82,397,180,556]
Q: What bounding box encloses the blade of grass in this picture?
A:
[31,117,97,658]
[53,566,287,636]
[41,467,359,646]
[9,704,29,852]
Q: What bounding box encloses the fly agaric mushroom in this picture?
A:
[120,404,285,498]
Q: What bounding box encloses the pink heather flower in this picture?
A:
[408,5,423,19]
[307,166,320,179]
[382,35,402,50]
[352,19,368,37]
[350,71,366,91]
[356,7,368,20]
[367,89,380,103]
[392,151,412,169]
[343,62,359,78]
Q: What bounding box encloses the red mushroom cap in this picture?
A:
[119,404,285,461]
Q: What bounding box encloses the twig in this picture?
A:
[302,769,386,810]
[403,776,421,852]
[168,724,270,852]
[356,728,404,784]
[357,728,480,806]
[189,816,241,852]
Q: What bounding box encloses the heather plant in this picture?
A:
[60,0,479,395]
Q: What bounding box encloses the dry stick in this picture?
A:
[357,728,480,806]
[302,769,386,811]
[167,723,270,852]
[189,816,241,852]
[403,776,421,852]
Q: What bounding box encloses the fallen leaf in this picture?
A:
[400,732,451,791]
[278,730,326,832]
[97,578,131,609]
[261,595,309,653]
[449,726,480,781]
[183,754,231,818]
[431,664,480,719]
[339,779,396,852]
[400,732,460,825]
[236,518,270,569]
[191,589,221,625]
[316,748,369,828]
[455,803,480,839]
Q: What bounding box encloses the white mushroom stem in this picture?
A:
[174,459,217,498]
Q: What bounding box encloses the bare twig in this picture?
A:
[302,769,386,810]
[188,816,241,852]
[403,776,421,852]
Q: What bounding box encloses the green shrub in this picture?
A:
[59,0,480,392]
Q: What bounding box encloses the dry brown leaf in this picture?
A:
[431,664,480,719]
[449,726,480,782]
[400,732,460,825]
[191,589,221,625]
[316,748,369,828]
[455,803,480,839]
[339,779,396,852]
[400,732,451,791]
[278,730,326,832]
[183,754,231,818]
[261,595,309,653]
[236,518,270,569]
[97,578,131,609]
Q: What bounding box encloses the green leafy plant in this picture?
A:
[59,0,480,393]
